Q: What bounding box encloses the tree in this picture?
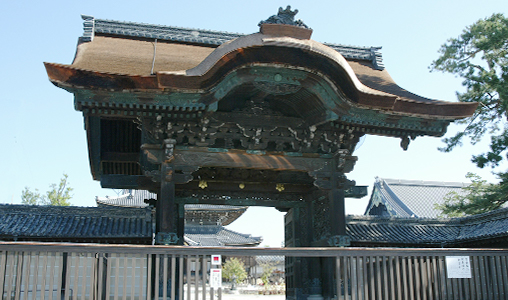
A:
[21,187,41,205]
[430,13,508,168]
[222,257,247,289]
[260,263,275,286]
[435,172,508,217]
[430,14,508,216]
[21,174,73,206]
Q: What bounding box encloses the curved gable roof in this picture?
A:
[45,15,477,124]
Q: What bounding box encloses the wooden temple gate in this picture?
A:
[44,7,478,299]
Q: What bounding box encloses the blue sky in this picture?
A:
[1,1,507,246]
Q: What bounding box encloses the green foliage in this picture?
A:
[435,172,508,217]
[260,263,275,286]
[21,187,41,205]
[222,257,247,283]
[21,174,73,206]
[430,13,508,168]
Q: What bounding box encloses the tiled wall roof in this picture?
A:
[3,204,507,247]
[0,204,152,241]
[349,207,508,246]
[347,216,460,246]
[0,204,258,246]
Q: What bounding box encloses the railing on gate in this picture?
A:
[0,242,507,300]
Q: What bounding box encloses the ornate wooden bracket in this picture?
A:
[327,235,351,247]
[308,150,357,190]
[141,142,199,184]
[139,110,362,155]
[310,171,355,190]
[155,232,180,245]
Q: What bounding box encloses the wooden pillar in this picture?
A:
[285,206,311,299]
[308,153,356,300]
[310,155,353,246]
[330,182,346,236]
[155,139,182,245]
[327,154,354,246]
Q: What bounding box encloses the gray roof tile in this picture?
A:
[365,177,469,218]
[349,207,508,246]
[3,203,508,247]
[96,190,247,225]
[185,225,262,246]
[0,204,152,241]
[0,204,259,246]
[96,190,245,211]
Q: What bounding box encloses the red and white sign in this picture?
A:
[211,255,222,265]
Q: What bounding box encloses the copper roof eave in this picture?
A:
[391,98,478,119]
[45,62,478,120]
[44,62,159,90]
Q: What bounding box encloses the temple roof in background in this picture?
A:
[364,177,469,218]
[96,189,247,226]
[185,225,261,246]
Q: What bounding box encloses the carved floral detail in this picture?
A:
[328,235,351,247]
[155,232,179,245]
[253,81,301,95]
[140,115,361,155]
[175,189,305,203]
[312,193,331,242]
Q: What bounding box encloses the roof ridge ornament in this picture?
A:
[258,5,309,29]
[79,15,95,43]
[258,6,312,39]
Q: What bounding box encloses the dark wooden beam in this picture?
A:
[100,175,158,190]
[178,180,312,193]
[143,145,332,172]
[175,196,305,208]
[86,116,101,180]
[101,152,140,162]
[344,186,368,198]
[174,148,329,172]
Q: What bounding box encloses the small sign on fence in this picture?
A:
[211,254,222,265]
[210,269,222,288]
[446,256,472,278]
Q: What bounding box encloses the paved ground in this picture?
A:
[220,294,285,300]
[186,285,285,300]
